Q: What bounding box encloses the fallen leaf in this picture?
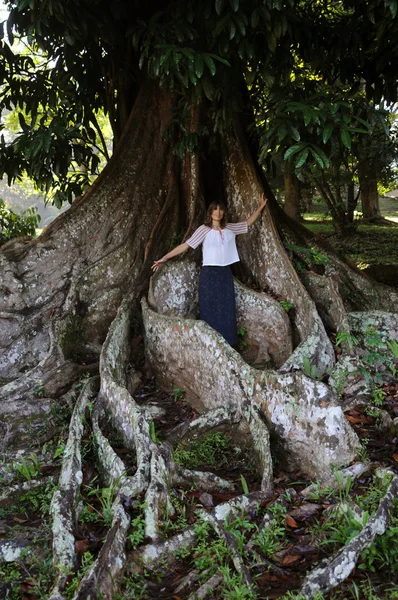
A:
[346,415,364,424]
[285,515,298,528]
[13,517,28,523]
[282,554,301,565]
[75,538,89,553]
[393,454,398,462]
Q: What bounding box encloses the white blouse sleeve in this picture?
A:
[185,225,210,249]
[225,222,248,235]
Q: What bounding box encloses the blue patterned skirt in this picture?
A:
[199,265,237,345]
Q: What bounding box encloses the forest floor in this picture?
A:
[1,329,398,600]
[1,198,398,599]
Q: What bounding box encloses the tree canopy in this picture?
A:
[1,0,398,205]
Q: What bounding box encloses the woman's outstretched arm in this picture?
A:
[152,242,190,272]
[247,192,268,227]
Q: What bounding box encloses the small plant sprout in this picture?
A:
[12,452,41,481]
[171,387,185,402]
[237,327,248,350]
[387,338,398,358]
[34,379,45,397]
[335,331,359,351]
[280,299,293,312]
[149,420,160,444]
[302,356,317,379]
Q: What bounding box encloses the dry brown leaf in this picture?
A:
[282,554,300,565]
[75,538,89,553]
[285,514,298,528]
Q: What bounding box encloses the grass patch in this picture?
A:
[303,221,398,266]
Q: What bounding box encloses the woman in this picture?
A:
[152,193,267,345]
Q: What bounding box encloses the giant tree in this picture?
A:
[1,1,398,598]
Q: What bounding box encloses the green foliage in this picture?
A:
[252,502,288,558]
[193,521,230,579]
[284,243,330,269]
[20,480,56,515]
[171,386,185,402]
[127,513,146,549]
[217,564,257,599]
[2,0,398,204]
[81,486,114,527]
[240,474,249,494]
[279,299,293,312]
[149,420,160,444]
[116,573,149,600]
[12,452,41,481]
[302,356,318,380]
[356,437,370,463]
[0,198,40,244]
[237,326,248,350]
[323,504,368,548]
[33,379,44,397]
[173,431,229,469]
[64,551,95,599]
[335,331,359,350]
[359,501,398,574]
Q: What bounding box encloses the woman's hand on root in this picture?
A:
[152,258,166,272]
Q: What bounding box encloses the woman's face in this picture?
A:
[211,205,224,221]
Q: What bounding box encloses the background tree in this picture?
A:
[1,1,398,597]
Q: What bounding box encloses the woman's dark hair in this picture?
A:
[205,201,228,228]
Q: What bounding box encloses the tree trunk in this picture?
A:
[283,171,302,221]
[359,165,381,220]
[1,80,398,598]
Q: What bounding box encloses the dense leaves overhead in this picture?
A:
[0,0,398,204]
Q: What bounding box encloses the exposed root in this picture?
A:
[187,573,223,599]
[300,473,398,598]
[48,376,98,599]
[138,492,265,571]
[142,298,358,480]
[173,466,235,492]
[0,476,55,507]
[198,511,252,587]
[73,502,130,599]
[144,445,175,542]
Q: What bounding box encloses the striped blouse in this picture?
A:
[186,222,248,266]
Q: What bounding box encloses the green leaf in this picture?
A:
[234,14,246,36]
[240,474,249,494]
[203,54,216,76]
[322,123,333,144]
[215,0,225,15]
[267,32,277,53]
[277,123,287,142]
[341,129,351,149]
[290,125,300,141]
[229,0,239,12]
[229,19,236,40]
[309,146,326,168]
[303,108,312,126]
[18,112,28,132]
[251,8,260,28]
[201,76,215,100]
[284,144,303,160]
[195,54,204,78]
[295,147,309,169]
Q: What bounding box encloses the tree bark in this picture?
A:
[1,79,398,598]
[359,164,381,220]
[283,171,302,221]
